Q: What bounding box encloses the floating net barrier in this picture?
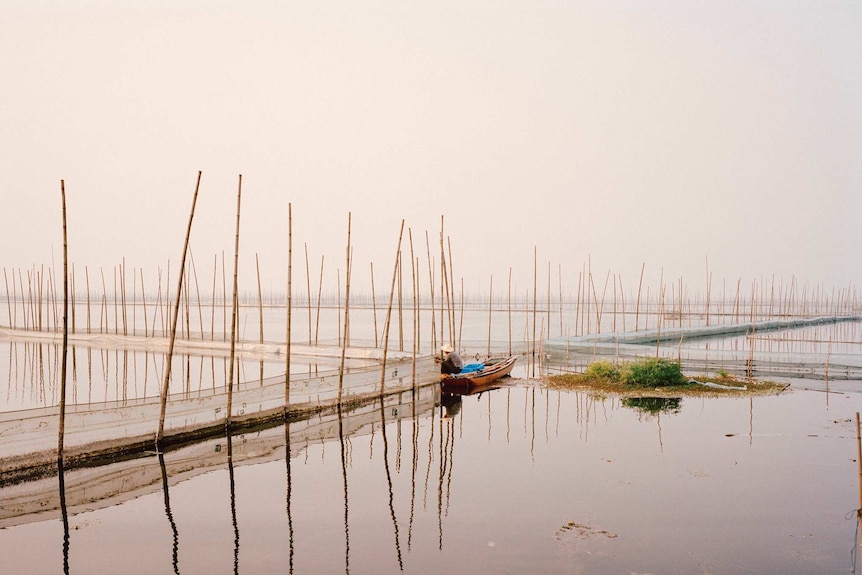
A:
[543,315,862,383]
[0,384,439,527]
[0,327,395,363]
[0,326,440,482]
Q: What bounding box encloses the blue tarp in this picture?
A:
[459,362,484,374]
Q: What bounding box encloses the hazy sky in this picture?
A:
[2,1,860,299]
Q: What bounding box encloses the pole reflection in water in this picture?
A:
[378,397,403,570]
[158,451,180,575]
[284,419,295,575]
[58,458,70,575]
[338,403,350,575]
[227,433,239,575]
[407,390,418,551]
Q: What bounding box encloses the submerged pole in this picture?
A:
[156,171,202,446]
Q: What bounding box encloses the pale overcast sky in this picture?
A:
[1,1,860,300]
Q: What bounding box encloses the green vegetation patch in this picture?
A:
[546,358,787,397]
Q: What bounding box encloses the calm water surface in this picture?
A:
[1,379,860,574]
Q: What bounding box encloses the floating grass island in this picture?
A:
[544,358,788,398]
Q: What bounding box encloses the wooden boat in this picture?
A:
[441,356,517,394]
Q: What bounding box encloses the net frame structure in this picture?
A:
[543,315,862,382]
[0,329,439,484]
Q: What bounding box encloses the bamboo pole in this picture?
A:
[424,231,436,352]
[458,278,464,353]
[225,175,243,429]
[408,228,418,386]
[3,268,12,328]
[211,255,217,341]
[379,220,405,394]
[532,246,537,377]
[140,270,147,339]
[85,266,91,334]
[58,180,69,462]
[705,256,711,326]
[448,236,456,349]
[398,250,404,352]
[336,269,342,346]
[285,203,292,410]
[507,267,512,356]
[856,412,862,544]
[574,270,582,337]
[439,221,448,348]
[305,243,312,344]
[18,269,26,330]
[315,255,324,346]
[100,268,107,334]
[189,251,204,339]
[558,264,563,338]
[547,261,551,345]
[112,265,118,335]
[256,253,264,386]
[70,264,76,336]
[121,258,127,336]
[222,251,227,341]
[487,274,493,356]
[156,171,202,446]
[635,263,645,332]
[371,262,379,347]
[337,213,353,405]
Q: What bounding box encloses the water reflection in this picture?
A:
[2,382,859,574]
[621,396,683,415]
[439,393,461,418]
[284,420,294,574]
[228,434,239,575]
[337,403,350,574]
[158,451,180,575]
[58,458,70,575]
[378,397,403,570]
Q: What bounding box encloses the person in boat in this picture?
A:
[437,344,463,376]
